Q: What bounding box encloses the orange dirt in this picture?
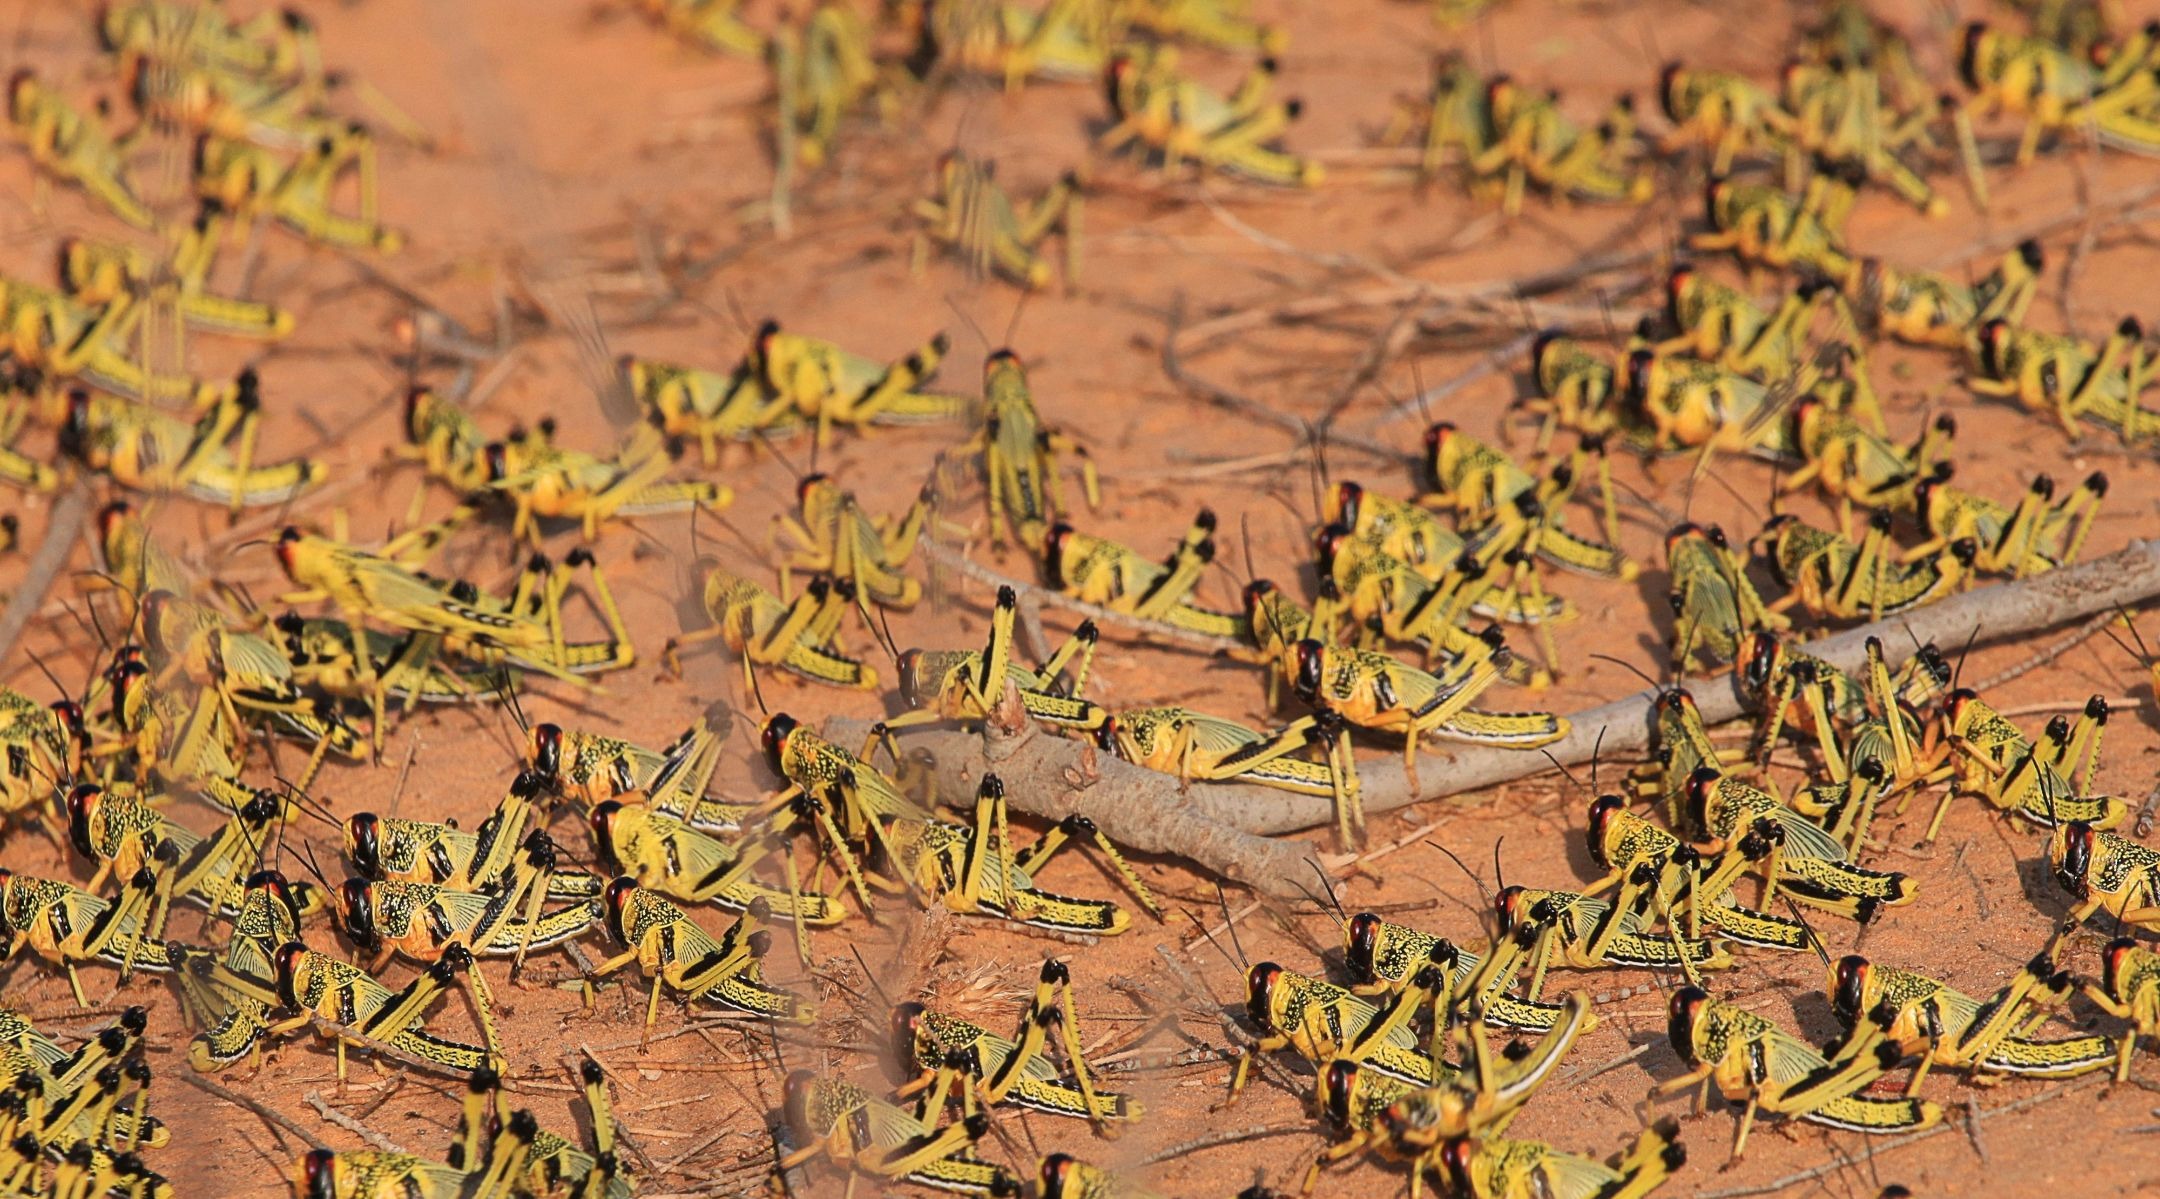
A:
[5,0,2160,1196]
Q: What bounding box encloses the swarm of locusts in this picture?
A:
[5,0,2160,1196]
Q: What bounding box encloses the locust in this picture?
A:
[1681,767,1917,920]
[778,1070,1020,1197]
[1957,21,2160,185]
[1692,173,1856,279]
[749,320,967,447]
[0,869,172,1005]
[1044,510,1245,637]
[1310,991,1600,1196]
[1092,704,1345,804]
[2086,937,2160,1081]
[2049,822,2160,939]
[943,348,1099,549]
[60,384,324,515]
[273,523,630,743]
[1845,241,2043,349]
[1036,1154,1161,1199]
[889,958,1136,1127]
[2,280,210,405]
[913,153,1082,290]
[1233,951,1477,1106]
[1755,511,1977,624]
[1340,910,1566,1032]
[1970,316,2159,443]
[1825,952,2114,1092]
[881,775,1162,935]
[634,0,765,56]
[779,473,931,610]
[1656,985,1940,1159]
[1433,1120,1686,1199]
[892,585,1106,733]
[1940,690,2121,838]
[587,886,813,1027]
[59,203,294,342]
[1658,63,1792,176]
[1101,47,1322,186]
[266,941,498,1079]
[907,0,1122,90]
[770,2,887,173]
[1665,523,1784,671]
[344,771,592,900]
[66,783,323,952]
[195,126,404,253]
[623,352,799,467]
[1911,465,2106,579]
[1470,76,1651,216]
[7,73,156,230]
[164,870,303,1073]
[1287,630,1568,845]
[591,798,844,926]
[451,1062,630,1199]
[485,422,731,546]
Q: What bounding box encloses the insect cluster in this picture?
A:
[2,0,2160,1197]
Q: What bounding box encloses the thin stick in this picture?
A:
[1138,1122,1312,1166]
[178,1071,326,1150]
[1969,608,2115,693]
[306,1091,408,1154]
[0,485,89,663]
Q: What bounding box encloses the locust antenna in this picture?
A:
[848,945,894,1008]
[1426,837,1493,914]
[1780,895,1832,966]
[1216,881,1250,975]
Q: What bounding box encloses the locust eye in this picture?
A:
[2055,823,2095,889]
[301,1149,338,1199]
[1292,640,1325,700]
[796,473,827,504]
[1490,885,1524,933]
[1039,1153,1078,1199]
[1092,715,1118,753]
[1313,523,1350,569]
[1742,633,1778,688]
[1345,912,1383,979]
[761,714,799,773]
[1333,481,1362,527]
[1625,349,1655,400]
[1322,1060,1358,1129]
[339,880,376,945]
[888,1002,928,1074]
[782,1070,817,1137]
[530,724,562,779]
[1667,986,1709,1056]
[604,877,639,946]
[1832,956,1870,1022]
[1043,524,1075,587]
[2103,937,2138,994]
[1241,579,1277,621]
[346,814,381,877]
[96,501,131,544]
[590,801,624,868]
[273,941,310,1009]
[1245,962,1283,1030]
[1424,421,1454,460]
[896,651,922,705]
[1586,795,1625,856]
[1439,1139,1476,1191]
[64,785,102,861]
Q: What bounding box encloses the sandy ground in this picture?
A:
[5,0,2160,1195]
